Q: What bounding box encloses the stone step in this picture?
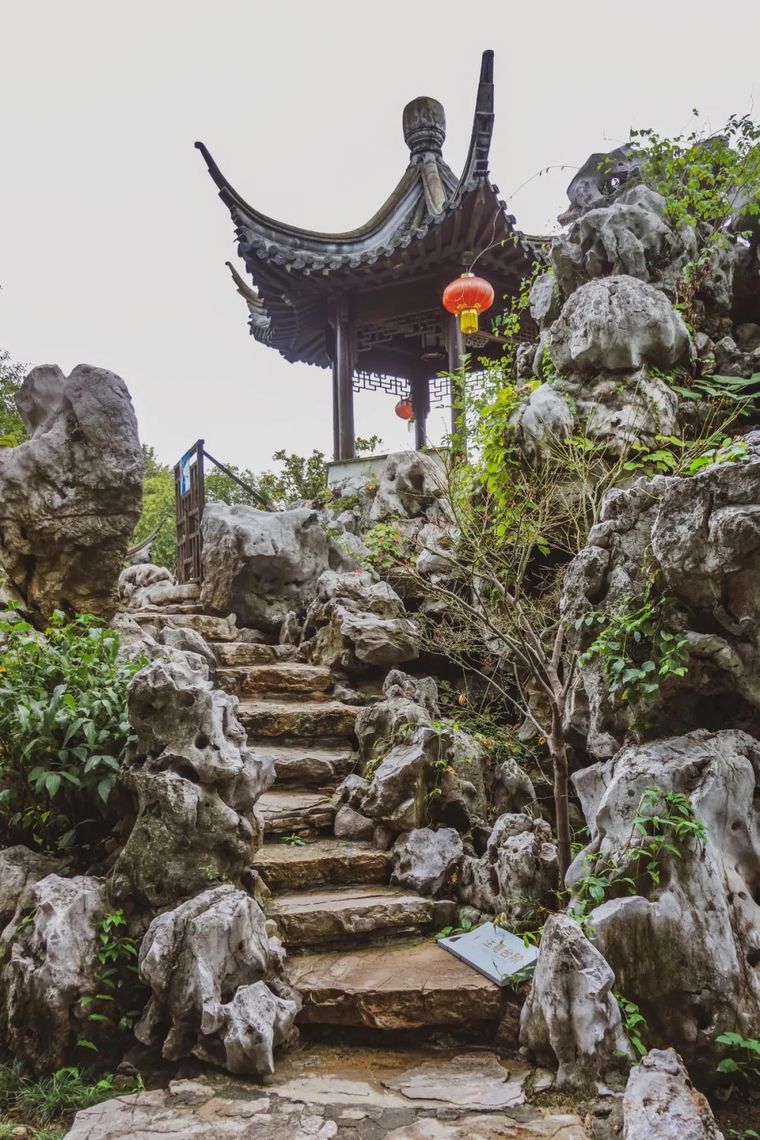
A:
[216,663,332,698]
[287,940,506,1031]
[257,789,335,836]
[238,699,358,739]
[132,611,240,642]
[212,642,293,667]
[254,838,390,891]
[250,740,356,787]
[269,885,434,948]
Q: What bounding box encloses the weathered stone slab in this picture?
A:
[256,742,356,786]
[288,940,505,1030]
[214,642,291,667]
[216,663,332,697]
[159,612,239,641]
[254,839,390,891]
[257,790,335,836]
[238,699,358,739]
[269,885,433,947]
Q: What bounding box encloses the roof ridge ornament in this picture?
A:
[402,96,446,158]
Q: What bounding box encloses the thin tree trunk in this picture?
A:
[549,714,572,889]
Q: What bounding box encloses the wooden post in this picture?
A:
[411,375,430,450]
[331,363,341,461]
[334,298,355,460]
[447,315,467,455]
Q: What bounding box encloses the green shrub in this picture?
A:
[0,608,145,860]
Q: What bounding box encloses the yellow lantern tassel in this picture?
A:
[459,308,479,334]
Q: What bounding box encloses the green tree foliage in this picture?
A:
[0,348,28,447]
[0,608,144,862]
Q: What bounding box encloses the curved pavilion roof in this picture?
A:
[196,50,535,373]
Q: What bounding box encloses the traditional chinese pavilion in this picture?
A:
[196,50,534,460]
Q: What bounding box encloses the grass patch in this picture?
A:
[0,1062,140,1136]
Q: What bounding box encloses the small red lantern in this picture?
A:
[395,397,414,422]
[442,271,495,334]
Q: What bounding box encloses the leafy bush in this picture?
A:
[0,609,144,859]
[363,520,414,575]
[0,348,28,448]
[716,1032,760,1083]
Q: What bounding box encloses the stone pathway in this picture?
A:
[65,1045,586,1138]
[129,597,518,1049]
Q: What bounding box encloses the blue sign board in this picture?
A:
[179,450,194,497]
[438,922,538,986]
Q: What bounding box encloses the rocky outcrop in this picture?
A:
[519,913,631,1089]
[301,570,420,672]
[568,729,760,1069]
[459,815,558,924]
[368,451,451,526]
[135,885,299,1075]
[390,827,463,896]
[0,873,108,1074]
[563,435,760,756]
[549,276,692,375]
[0,363,142,619]
[622,1049,724,1139]
[112,654,275,915]
[0,845,61,931]
[200,502,355,632]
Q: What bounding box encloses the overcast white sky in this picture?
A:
[2,0,759,471]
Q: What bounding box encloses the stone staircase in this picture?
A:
[128,587,510,1039]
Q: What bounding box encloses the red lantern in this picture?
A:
[442,271,495,334]
[395,397,414,421]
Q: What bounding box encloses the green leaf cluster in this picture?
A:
[0,348,29,448]
[0,1061,140,1136]
[0,609,145,860]
[577,587,689,705]
[362,519,414,575]
[614,991,649,1059]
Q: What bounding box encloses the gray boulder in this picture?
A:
[113,655,274,915]
[390,827,463,896]
[0,845,61,932]
[135,885,299,1075]
[550,276,692,375]
[558,145,644,226]
[569,729,760,1069]
[302,570,420,673]
[622,1049,724,1139]
[0,363,142,619]
[200,502,355,632]
[369,450,450,525]
[0,874,108,1074]
[519,913,632,1089]
[459,814,557,923]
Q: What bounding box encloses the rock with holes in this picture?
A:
[519,913,632,1089]
[459,815,558,923]
[302,570,420,673]
[567,729,760,1073]
[558,145,644,227]
[369,450,451,525]
[549,276,692,376]
[112,655,275,916]
[135,885,299,1075]
[562,435,760,756]
[118,563,174,605]
[0,874,108,1074]
[200,502,356,633]
[354,670,439,766]
[622,1049,724,1139]
[390,827,463,896]
[0,364,142,619]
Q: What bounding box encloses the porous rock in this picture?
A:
[549,276,691,375]
[302,570,420,672]
[458,814,557,923]
[369,450,450,525]
[113,654,274,914]
[135,885,299,1075]
[519,913,631,1089]
[200,502,356,632]
[622,1049,724,1139]
[0,873,108,1074]
[0,845,61,931]
[569,729,760,1069]
[0,363,142,619]
[390,827,463,896]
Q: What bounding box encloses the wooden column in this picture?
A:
[447,315,467,454]
[411,374,430,450]
[331,364,341,461]
[334,298,355,460]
